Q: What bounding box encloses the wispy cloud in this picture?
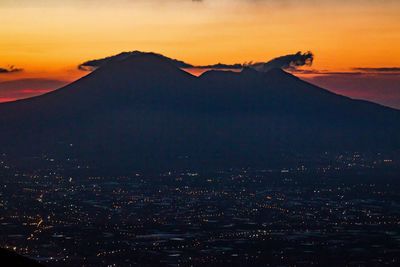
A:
[292,68,400,76]
[250,51,314,72]
[352,67,400,73]
[78,50,314,73]
[0,65,23,74]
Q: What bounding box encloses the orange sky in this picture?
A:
[1,0,399,80]
[0,0,400,107]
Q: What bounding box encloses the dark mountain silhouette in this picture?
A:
[0,248,45,267]
[78,50,193,71]
[0,53,399,171]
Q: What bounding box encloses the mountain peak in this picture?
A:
[78,51,193,71]
[89,52,194,83]
[31,51,195,106]
[103,52,178,70]
[199,69,240,79]
[240,66,259,76]
[0,51,399,170]
[262,67,299,82]
[265,67,290,76]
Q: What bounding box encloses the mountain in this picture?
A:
[0,53,399,171]
[0,248,45,267]
[78,50,193,71]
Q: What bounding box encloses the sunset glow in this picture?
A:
[1,0,400,107]
[2,2,400,266]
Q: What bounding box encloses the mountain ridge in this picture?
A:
[0,52,399,171]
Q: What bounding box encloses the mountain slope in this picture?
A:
[0,248,45,267]
[0,53,399,170]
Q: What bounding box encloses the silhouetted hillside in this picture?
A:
[0,248,45,267]
[0,53,399,171]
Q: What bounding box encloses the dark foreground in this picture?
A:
[1,153,399,266]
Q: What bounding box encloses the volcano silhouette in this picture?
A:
[0,53,399,170]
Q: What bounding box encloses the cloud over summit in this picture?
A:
[250,51,314,72]
[78,50,314,73]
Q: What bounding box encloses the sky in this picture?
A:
[0,0,400,108]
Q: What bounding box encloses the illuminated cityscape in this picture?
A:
[1,1,400,266]
[1,153,399,266]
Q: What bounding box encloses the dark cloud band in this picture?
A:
[352,67,400,73]
[78,50,314,73]
[0,66,23,74]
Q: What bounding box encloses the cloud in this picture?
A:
[79,50,314,74]
[290,69,367,75]
[193,51,314,72]
[192,51,314,72]
[250,51,314,72]
[195,63,243,70]
[0,66,23,74]
[352,67,400,73]
[291,68,400,76]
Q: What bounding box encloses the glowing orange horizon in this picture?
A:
[0,0,399,82]
[0,0,399,108]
